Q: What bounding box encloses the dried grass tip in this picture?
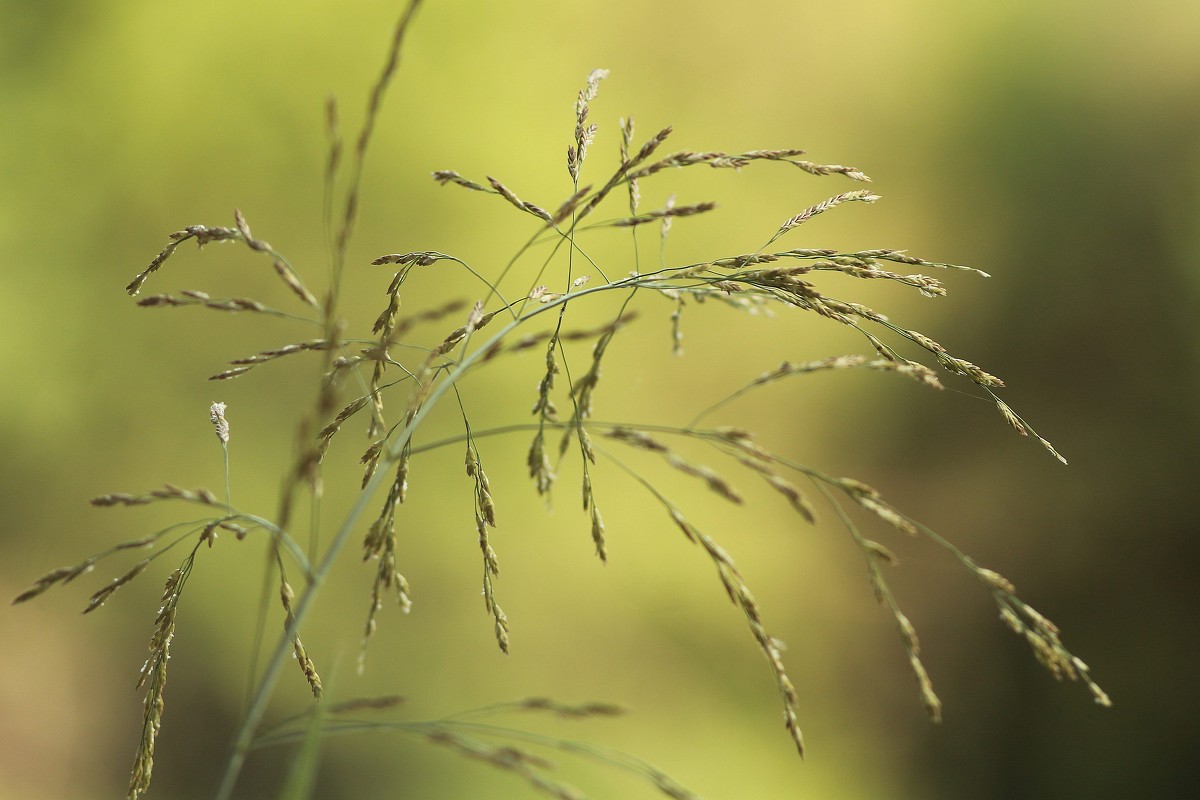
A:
[210,402,229,444]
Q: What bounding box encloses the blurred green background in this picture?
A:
[3,1,1198,798]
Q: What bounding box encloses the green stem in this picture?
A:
[222,441,232,513]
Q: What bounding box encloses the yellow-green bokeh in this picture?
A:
[3,1,1198,798]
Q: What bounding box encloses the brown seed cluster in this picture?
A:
[128,559,193,799]
[278,569,323,698]
[467,441,508,653]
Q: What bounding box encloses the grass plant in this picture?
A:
[12,2,1109,798]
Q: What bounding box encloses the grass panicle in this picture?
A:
[128,554,196,800]
[254,697,698,800]
[278,566,323,699]
[467,437,509,653]
[90,484,220,508]
[14,7,1107,799]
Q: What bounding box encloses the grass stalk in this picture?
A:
[12,6,1109,797]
